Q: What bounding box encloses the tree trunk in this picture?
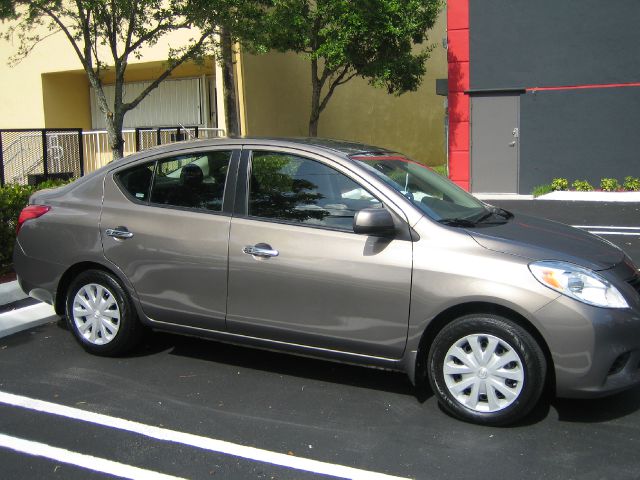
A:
[309,58,321,137]
[107,112,125,161]
[221,27,240,137]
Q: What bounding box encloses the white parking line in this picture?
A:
[586,231,640,236]
[0,391,410,480]
[571,225,640,236]
[0,433,186,480]
[572,226,640,230]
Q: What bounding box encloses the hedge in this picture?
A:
[0,179,70,275]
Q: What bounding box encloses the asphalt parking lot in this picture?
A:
[1,199,639,480]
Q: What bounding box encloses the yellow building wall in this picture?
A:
[242,13,447,166]
[0,25,215,129]
[42,72,92,130]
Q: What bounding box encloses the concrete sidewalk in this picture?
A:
[0,280,55,339]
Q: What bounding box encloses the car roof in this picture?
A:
[114,137,395,164]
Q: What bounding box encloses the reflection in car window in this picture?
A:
[116,162,154,201]
[353,155,493,224]
[249,151,382,231]
[150,151,231,211]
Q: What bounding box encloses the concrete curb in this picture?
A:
[0,281,28,306]
[0,303,57,339]
[537,191,640,202]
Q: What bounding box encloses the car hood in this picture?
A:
[466,213,624,271]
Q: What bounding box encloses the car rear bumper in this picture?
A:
[13,239,65,307]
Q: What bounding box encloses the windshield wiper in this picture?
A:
[473,207,513,224]
[474,210,494,223]
[493,207,513,219]
[438,218,477,227]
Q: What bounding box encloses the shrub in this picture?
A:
[600,178,620,192]
[572,180,594,192]
[0,184,35,274]
[532,184,554,197]
[0,179,72,275]
[550,178,568,191]
[623,176,640,191]
[430,164,447,176]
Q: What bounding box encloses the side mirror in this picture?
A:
[353,208,396,236]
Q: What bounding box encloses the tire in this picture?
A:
[65,269,143,356]
[427,314,546,426]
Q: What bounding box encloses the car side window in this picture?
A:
[249,151,382,231]
[116,162,154,201]
[150,151,231,211]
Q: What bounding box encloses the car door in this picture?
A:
[226,147,413,358]
[100,148,239,330]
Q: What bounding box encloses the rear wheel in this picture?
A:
[428,314,546,426]
[65,269,142,356]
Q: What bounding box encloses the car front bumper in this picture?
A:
[535,292,640,398]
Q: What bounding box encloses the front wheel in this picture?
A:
[65,269,142,356]
[428,314,546,426]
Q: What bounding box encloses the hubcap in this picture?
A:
[442,334,524,413]
[72,283,121,345]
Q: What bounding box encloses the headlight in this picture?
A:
[529,261,629,309]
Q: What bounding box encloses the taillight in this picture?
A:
[16,205,51,235]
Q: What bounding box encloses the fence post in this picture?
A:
[77,129,85,177]
[135,128,141,152]
[156,128,161,147]
[0,132,4,187]
[41,130,48,176]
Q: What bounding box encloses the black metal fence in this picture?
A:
[0,128,84,187]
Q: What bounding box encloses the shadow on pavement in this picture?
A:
[139,331,427,400]
[552,386,640,423]
[127,330,640,424]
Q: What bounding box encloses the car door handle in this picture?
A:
[243,243,279,258]
[106,227,134,240]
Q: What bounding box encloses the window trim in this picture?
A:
[113,160,155,206]
[111,147,240,216]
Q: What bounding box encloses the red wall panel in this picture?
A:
[447,0,470,190]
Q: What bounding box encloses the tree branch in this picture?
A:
[36,4,87,69]
[318,66,351,113]
[126,20,191,55]
[9,28,61,63]
[122,32,212,112]
[123,2,138,58]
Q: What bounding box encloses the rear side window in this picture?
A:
[249,151,381,231]
[116,162,154,201]
[150,151,231,212]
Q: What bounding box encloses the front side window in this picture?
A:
[150,151,231,211]
[249,151,381,231]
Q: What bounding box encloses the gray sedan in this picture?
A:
[13,138,640,425]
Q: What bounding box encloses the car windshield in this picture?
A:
[352,154,500,225]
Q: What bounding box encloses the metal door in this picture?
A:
[100,149,239,331]
[471,94,520,193]
[225,149,413,359]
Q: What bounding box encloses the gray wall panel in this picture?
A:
[518,87,640,193]
[470,0,640,90]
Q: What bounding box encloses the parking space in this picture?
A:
[1,318,640,479]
